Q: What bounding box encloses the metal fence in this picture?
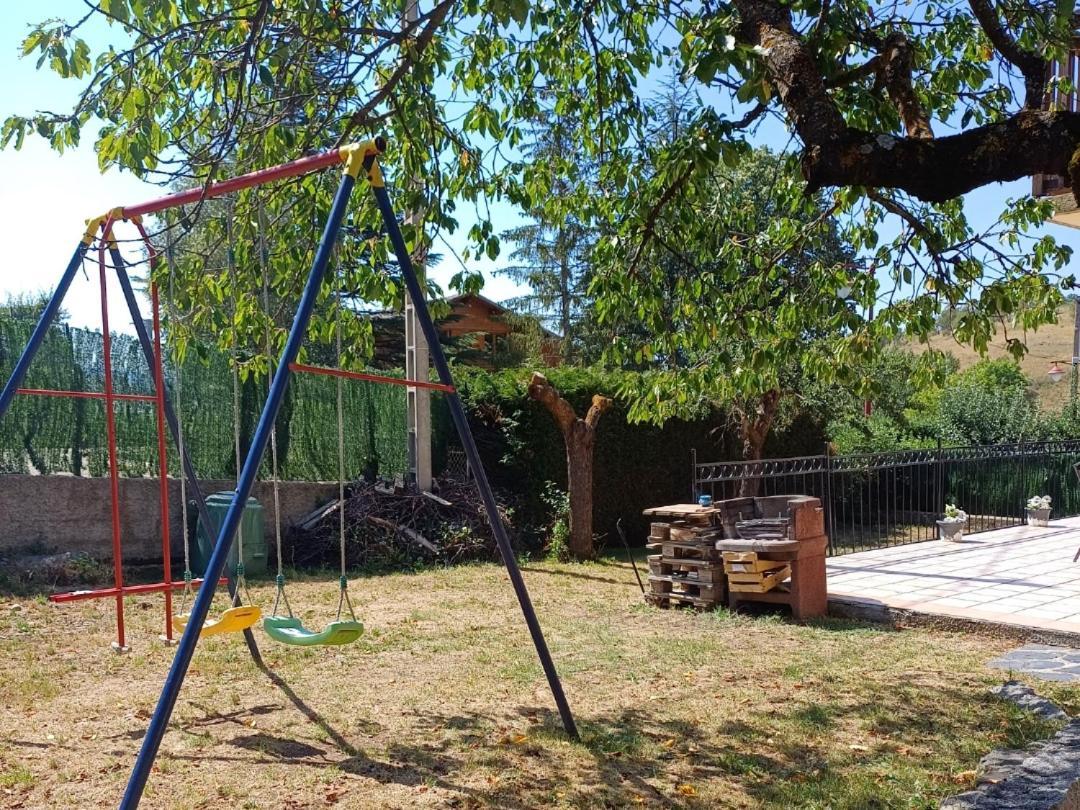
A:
[693,440,1080,555]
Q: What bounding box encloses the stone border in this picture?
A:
[828,595,1080,648]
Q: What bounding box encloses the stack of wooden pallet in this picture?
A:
[722,552,791,595]
[644,511,726,609]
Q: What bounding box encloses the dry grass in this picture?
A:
[0,557,1073,809]
[917,305,1077,408]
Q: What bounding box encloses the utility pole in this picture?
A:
[403,0,432,491]
[1072,296,1079,422]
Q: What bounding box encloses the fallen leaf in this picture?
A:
[676,784,697,796]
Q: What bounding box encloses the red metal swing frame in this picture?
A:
[39,145,450,649]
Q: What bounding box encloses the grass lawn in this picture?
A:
[0,555,1074,809]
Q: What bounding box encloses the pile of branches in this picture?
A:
[283,475,518,571]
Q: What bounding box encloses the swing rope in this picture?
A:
[226,208,253,608]
[257,211,362,648]
[334,259,358,623]
[258,199,291,620]
[164,215,194,617]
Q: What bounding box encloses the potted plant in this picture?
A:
[937,503,968,542]
[1026,495,1052,527]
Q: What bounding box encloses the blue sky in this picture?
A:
[2,1,1079,334]
[0,1,525,333]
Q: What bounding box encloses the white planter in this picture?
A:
[1027,508,1051,527]
[937,520,965,542]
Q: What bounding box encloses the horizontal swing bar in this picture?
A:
[16,387,156,403]
[118,138,385,219]
[289,362,455,393]
[49,578,228,603]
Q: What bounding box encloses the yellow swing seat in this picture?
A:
[173,605,262,637]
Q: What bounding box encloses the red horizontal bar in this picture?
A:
[48,577,228,603]
[17,388,155,403]
[122,149,346,218]
[289,362,455,393]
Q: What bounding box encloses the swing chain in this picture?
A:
[272,573,293,618]
[180,569,194,615]
[336,575,357,622]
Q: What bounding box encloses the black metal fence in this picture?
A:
[693,440,1080,555]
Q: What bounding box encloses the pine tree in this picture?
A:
[498,101,595,362]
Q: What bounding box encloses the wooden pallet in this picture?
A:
[727,565,791,594]
[647,556,723,584]
[649,574,721,599]
[723,554,787,574]
[646,540,722,561]
[645,590,719,609]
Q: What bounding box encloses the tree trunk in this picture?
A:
[565,423,595,559]
[736,389,781,498]
[528,372,612,560]
[558,227,572,362]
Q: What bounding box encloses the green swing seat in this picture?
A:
[262,615,364,646]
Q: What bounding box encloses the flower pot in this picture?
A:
[1027,508,1051,528]
[937,520,965,542]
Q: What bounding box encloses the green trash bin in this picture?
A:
[194,491,268,578]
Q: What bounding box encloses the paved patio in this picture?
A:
[826,517,1080,637]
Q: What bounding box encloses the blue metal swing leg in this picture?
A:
[119,171,359,810]
[369,184,580,742]
[0,240,91,421]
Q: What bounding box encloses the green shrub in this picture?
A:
[447,366,827,544]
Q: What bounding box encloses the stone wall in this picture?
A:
[0,475,338,562]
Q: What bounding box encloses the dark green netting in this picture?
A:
[0,317,408,480]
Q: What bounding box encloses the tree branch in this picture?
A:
[876,32,933,139]
[336,0,455,145]
[732,0,1080,201]
[584,394,613,428]
[967,0,1047,108]
[528,372,578,436]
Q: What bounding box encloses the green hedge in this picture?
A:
[449,367,827,545]
[0,317,408,480]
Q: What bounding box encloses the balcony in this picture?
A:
[1033,48,1080,228]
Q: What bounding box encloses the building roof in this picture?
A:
[444,293,561,339]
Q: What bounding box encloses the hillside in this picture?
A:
[914,304,1077,409]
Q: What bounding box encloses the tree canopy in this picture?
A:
[4,0,1077,411]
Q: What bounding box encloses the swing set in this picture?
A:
[0,138,578,809]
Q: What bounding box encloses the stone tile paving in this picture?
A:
[988,645,1080,682]
[827,517,1080,636]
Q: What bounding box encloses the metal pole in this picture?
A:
[1071,298,1079,421]
[119,171,357,809]
[97,222,128,652]
[0,240,91,420]
[150,285,174,642]
[690,448,697,501]
[110,246,263,665]
[370,181,580,741]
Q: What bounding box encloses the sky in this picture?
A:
[0,1,525,333]
[2,1,1080,335]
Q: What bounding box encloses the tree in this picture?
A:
[3,0,1076,390]
[601,146,858,487]
[527,373,611,559]
[497,98,596,360]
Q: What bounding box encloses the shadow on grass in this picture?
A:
[518,565,638,587]
[5,677,1060,809]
